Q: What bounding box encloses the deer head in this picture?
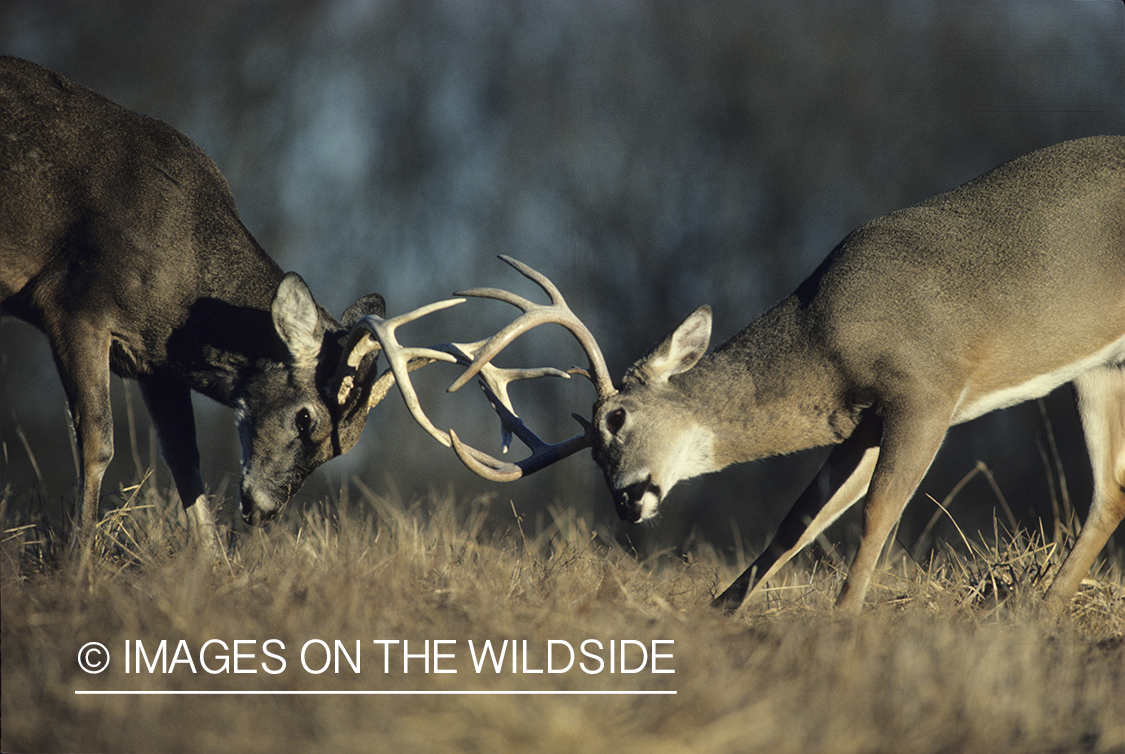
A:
[236,273,385,526]
[589,305,716,522]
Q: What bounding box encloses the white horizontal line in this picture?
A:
[76,690,676,696]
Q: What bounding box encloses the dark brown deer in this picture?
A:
[386,136,1125,616]
[0,56,389,554]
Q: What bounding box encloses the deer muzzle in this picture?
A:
[613,477,659,523]
[240,485,281,527]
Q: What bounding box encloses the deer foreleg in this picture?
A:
[139,377,222,557]
[834,401,953,613]
[713,414,882,613]
[50,326,114,553]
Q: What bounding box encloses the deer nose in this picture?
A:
[242,504,279,527]
[614,477,654,523]
[240,500,260,526]
[240,488,279,526]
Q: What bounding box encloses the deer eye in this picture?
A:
[295,407,313,436]
[606,408,626,435]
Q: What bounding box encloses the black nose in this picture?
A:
[242,506,279,527]
[240,490,277,527]
[613,478,653,523]
[240,505,260,526]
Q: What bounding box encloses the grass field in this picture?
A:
[2,474,1123,754]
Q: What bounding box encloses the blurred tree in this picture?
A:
[2,0,1122,558]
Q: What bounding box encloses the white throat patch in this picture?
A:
[638,425,718,521]
[663,424,719,487]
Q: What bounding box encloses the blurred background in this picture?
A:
[2,0,1122,561]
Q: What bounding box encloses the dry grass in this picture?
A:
[2,476,1123,754]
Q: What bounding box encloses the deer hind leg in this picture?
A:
[1043,365,1125,615]
[713,414,882,613]
[834,400,953,613]
[49,324,114,552]
[139,377,222,558]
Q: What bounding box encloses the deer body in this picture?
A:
[1,56,385,550]
[427,136,1123,616]
[593,135,1125,613]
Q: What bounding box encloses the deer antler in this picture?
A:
[336,257,615,482]
[332,298,466,418]
[436,256,618,481]
[450,256,616,399]
[333,292,581,477]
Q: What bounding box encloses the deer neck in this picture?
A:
[675,296,859,469]
[163,255,294,405]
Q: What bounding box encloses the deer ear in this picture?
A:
[272,272,323,366]
[341,292,386,327]
[625,305,712,385]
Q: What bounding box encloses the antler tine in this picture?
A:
[492,254,569,304]
[335,297,466,406]
[349,298,466,447]
[449,427,592,482]
[419,340,570,453]
[448,256,615,398]
[447,377,593,482]
[364,356,436,411]
[453,287,539,313]
[475,361,571,453]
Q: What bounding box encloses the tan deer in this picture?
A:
[376,136,1125,616]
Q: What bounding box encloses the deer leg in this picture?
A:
[834,402,953,613]
[139,377,222,557]
[49,326,114,552]
[1043,366,1125,615]
[713,414,883,613]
